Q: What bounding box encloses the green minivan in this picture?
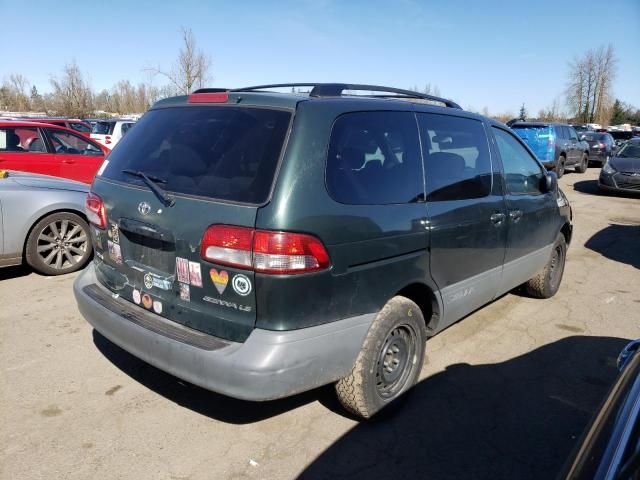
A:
[74,84,572,418]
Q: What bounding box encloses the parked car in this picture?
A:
[599,138,640,194]
[573,125,594,134]
[0,121,108,184]
[25,118,93,137]
[74,83,572,418]
[511,122,590,177]
[581,132,617,166]
[610,130,634,148]
[90,119,136,149]
[0,169,92,275]
[562,339,640,479]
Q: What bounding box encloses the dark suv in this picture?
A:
[74,83,572,418]
[511,122,590,177]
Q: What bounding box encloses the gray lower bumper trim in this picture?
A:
[74,263,374,401]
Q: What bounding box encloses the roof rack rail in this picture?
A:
[231,83,462,109]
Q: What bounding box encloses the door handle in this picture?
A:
[509,210,523,221]
[62,159,75,164]
[490,213,505,225]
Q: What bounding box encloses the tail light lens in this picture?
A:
[200,225,330,274]
[85,192,106,229]
[599,143,606,149]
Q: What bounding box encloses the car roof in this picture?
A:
[511,122,567,127]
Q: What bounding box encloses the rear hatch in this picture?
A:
[582,133,605,152]
[511,125,555,162]
[90,121,116,148]
[89,104,292,342]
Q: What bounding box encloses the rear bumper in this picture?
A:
[74,263,374,401]
[588,152,607,164]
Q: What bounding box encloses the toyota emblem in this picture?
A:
[138,202,151,215]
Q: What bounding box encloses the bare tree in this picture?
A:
[147,27,211,95]
[1,74,31,111]
[566,44,616,124]
[49,62,93,117]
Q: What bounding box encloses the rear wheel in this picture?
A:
[335,296,427,419]
[525,234,566,299]
[25,212,92,275]
[556,156,566,178]
[575,153,588,173]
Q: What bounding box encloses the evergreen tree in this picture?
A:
[610,99,626,125]
[518,103,527,121]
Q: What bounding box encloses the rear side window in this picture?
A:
[101,106,291,204]
[417,113,491,201]
[493,127,545,195]
[326,111,423,205]
[46,129,103,156]
[0,127,46,153]
[92,122,115,135]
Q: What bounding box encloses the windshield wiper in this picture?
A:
[122,169,175,207]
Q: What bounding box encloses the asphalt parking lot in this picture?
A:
[1,168,639,480]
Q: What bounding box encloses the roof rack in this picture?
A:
[230,83,462,109]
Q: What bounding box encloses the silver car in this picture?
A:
[0,170,92,275]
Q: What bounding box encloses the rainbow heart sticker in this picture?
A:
[210,269,229,295]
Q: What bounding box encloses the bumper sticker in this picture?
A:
[132,289,141,305]
[179,283,190,301]
[210,269,228,294]
[176,257,190,284]
[141,293,153,310]
[232,274,252,296]
[152,300,162,315]
[107,223,120,244]
[143,273,153,289]
[107,241,122,264]
[188,261,203,287]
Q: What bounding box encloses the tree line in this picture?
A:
[0,28,211,118]
[1,36,638,126]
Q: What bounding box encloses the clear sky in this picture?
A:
[2,0,638,115]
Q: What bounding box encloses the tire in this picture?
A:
[525,234,567,299]
[25,212,93,275]
[575,153,588,173]
[335,296,427,419]
[556,156,566,178]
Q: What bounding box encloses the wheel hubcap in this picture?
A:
[548,245,563,288]
[376,325,417,399]
[36,219,88,270]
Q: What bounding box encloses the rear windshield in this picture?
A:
[92,122,115,135]
[100,106,291,204]
[511,125,554,160]
[70,122,91,133]
[583,133,606,141]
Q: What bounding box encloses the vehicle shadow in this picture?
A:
[0,264,33,281]
[299,335,628,480]
[92,330,336,424]
[572,179,600,195]
[585,224,640,269]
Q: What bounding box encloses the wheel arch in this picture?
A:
[561,222,573,245]
[22,207,89,258]
[395,282,442,336]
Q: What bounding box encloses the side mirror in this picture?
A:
[544,171,558,193]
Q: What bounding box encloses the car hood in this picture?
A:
[8,170,89,193]
[610,156,640,172]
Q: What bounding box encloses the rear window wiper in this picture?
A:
[122,169,175,207]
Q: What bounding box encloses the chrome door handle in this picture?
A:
[509,210,523,221]
[490,213,505,224]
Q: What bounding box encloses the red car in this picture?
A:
[25,118,93,137]
[0,121,109,184]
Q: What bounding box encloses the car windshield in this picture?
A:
[100,106,291,204]
[616,143,640,158]
[70,122,91,133]
[92,122,115,135]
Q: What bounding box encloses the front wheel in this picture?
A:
[575,153,588,173]
[525,234,567,299]
[335,296,427,419]
[25,212,93,275]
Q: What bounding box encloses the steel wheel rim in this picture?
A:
[36,219,88,270]
[376,325,417,399]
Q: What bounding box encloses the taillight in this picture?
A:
[200,225,330,274]
[85,192,106,229]
[599,143,606,149]
[188,92,229,103]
